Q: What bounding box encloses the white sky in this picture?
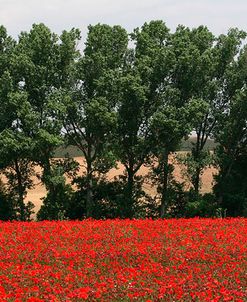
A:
[1,0,247,45]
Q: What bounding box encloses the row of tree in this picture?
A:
[0,21,247,220]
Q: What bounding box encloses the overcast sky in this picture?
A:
[1,0,247,44]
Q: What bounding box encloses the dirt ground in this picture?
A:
[0,153,217,215]
[22,154,217,215]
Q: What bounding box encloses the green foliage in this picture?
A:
[0,181,16,221]
[56,24,128,217]
[185,28,247,195]
[37,158,78,220]
[37,183,72,221]
[0,180,34,221]
[66,175,157,219]
[158,180,189,218]
[177,150,213,192]
[184,193,218,218]
[12,24,80,182]
[0,21,247,220]
[213,46,247,217]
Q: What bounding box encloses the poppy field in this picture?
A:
[0,218,246,301]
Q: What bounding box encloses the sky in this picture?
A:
[1,0,247,44]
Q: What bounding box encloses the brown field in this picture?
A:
[1,152,218,215]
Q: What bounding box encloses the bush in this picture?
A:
[0,187,15,220]
[66,175,157,219]
[0,181,34,221]
[184,193,218,218]
[37,184,72,221]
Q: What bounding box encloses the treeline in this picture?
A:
[0,21,247,220]
[53,138,217,157]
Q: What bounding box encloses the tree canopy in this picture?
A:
[0,21,246,220]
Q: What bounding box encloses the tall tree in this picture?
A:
[0,121,35,221]
[57,24,128,217]
[113,21,173,218]
[115,74,150,217]
[0,26,34,220]
[126,23,210,217]
[0,25,16,132]
[179,27,246,194]
[12,24,81,208]
[213,46,247,216]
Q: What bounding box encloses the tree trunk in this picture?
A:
[14,159,25,221]
[217,156,234,208]
[125,168,134,218]
[192,132,202,196]
[86,159,93,218]
[42,156,53,192]
[160,151,169,218]
[193,166,201,195]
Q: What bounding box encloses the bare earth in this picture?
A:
[22,153,217,214]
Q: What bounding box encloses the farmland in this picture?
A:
[24,153,217,215]
[0,218,246,301]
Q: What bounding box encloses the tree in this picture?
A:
[150,98,206,217]
[0,111,35,220]
[180,27,246,194]
[57,24,128,217]
[0,179,16,221]
[0,26,35,220]
[112,21,174,218]
[213,46,247,216]
[37,159,77,220]
[114,74,151,217]
[12,24,81,215]
[0,25,16,132]
[125,22,207,217]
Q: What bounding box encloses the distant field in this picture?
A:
[180,137,217,151]
[53,138,217,157]
[24,152,217,215]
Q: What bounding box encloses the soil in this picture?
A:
[22,154,218,215]
[0,153,218,216]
